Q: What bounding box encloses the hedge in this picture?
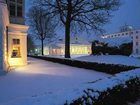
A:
[64,69,140,105]
[28,55,138,74]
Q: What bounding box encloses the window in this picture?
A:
[13,39,20,44]
[12,47,21,57]
[17,5,23,17]
[12,39,21,58]
[126,33,128,35]
[136,36,138,39]
[136,42,139,46]
[9,3,16,16]
[136,49,139,54]
[136,31,139,33]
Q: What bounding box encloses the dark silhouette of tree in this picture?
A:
[34,0,121,58]
[27,35,35,55]
[27,6,55,56]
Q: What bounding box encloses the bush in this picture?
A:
[28,55,138,74]
[91,41,133,56]
[65,70,140,105]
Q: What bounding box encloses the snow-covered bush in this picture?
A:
[29,55,137,74]
[91,41,132,56]
[65,69,140,105]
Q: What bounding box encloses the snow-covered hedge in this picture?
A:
[29,55,137,74]
[65,69,140,105]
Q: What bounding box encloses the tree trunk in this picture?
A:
[41,39,44,56]
[65,22,71,58]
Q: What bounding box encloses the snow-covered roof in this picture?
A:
[93,35,132,47]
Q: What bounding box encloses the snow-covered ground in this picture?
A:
[75,55,140,67]
[0,57,110,105]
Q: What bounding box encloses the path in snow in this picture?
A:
[0,57,110,105]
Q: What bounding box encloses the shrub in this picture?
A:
[65,70,140,105]
[28,55,138,74]
[91,41,133,56]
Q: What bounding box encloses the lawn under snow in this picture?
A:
[0,57,110,105]
[75,55,140,67]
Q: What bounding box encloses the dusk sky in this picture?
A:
[25,0,140,36]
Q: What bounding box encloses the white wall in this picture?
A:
[0,2,9,73]
[133,30,140,55]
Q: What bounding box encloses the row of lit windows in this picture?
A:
[12,39,21,58]
[136,42,139,46]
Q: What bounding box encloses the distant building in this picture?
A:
[0,0,28,74]
[131,30,140,57]
[34,37,91,57]
[101,28,140,57]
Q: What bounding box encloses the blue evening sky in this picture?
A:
[25,0,140,35]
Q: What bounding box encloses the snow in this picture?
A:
[66,69,140,104]
[0,57,110,105]
[75,55,140,67]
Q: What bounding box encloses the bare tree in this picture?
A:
[27,6,55,56]
[35,0,121,58]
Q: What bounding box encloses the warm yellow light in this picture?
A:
[8,57,27,66]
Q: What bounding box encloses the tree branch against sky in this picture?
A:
[27,5,55,56]
[34,0,121,58]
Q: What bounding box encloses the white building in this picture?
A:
[0,0,28,74]
[131,30,140,57]
[35,37,91,56]
[101,28,140,57]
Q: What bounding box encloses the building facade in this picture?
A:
[34,38,91,57]
[0,0,28,74]
[132,30,140,57]
[101,29,140,57]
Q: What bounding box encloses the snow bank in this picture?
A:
[66,69,140,104]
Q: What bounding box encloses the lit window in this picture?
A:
[12,39,21,58]
[12,47,21,58]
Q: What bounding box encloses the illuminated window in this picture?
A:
[12,39,21,58]
[12,47,21,58]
